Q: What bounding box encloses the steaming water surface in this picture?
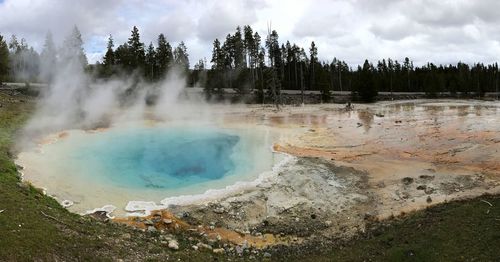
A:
[17,123,282,215]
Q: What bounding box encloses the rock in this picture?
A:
[426,196,432,203]
[17,182,29,190]
[147,226,157,233]
[264,252,272,258]
[213,248,225,254]
[168,239,179,250]
[416,185,427,190]
[364,212,375,221]
[197,242,212,250]
[357,122,363,127]
[162,219,173,225]
[419,174,435,180]
[192,245,199,251]
[121,233,131,239]
[61,200,74,208]
[88,211,109,222]
[213,207,225,214]
[143,219,154,226]
[235,245,243,255]
[402,177,414,185]
[399,191,410,199]
[424,187,434,194]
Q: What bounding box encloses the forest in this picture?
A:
[0,25,499,103]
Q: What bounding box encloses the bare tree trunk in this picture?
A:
[300,63,305,104]
[294,60,298,91]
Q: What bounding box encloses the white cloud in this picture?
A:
[0,0,499,66]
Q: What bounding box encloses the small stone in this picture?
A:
[61,200,74,208]
[399,191,410,199]
[416,185,426,190]
[197,242,212,250]
[163,219,173,225]
[426,196,432,203]
[364,212,375,220]
[235,245,243,255]
[216,234,222,241]
[192,245,199,251]
[424,187,434,194]
[213,207,225,214]
[168,239,179,250]
[264,252,272,258]
[143,219,154,226]
[402,177,414,185]
[147,226,157,233]
[213,248,225,254]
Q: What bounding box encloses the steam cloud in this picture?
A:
[19,29,209,148]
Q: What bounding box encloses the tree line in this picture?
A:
[0,25,499,103]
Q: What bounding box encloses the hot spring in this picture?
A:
[17,122,283,216]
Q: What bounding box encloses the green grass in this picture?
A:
[0,91,499,261]
[0,92,214,261]
[296,195,500,262]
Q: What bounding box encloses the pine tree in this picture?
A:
[210,39,223,70]
[173,41,189,73]
[127,26,145,71]
[103,34,115,66]
[309,41,318,90]
[232,26,245,68]
[40,31,57,83]
[0,34,9,83]
[243,25,254,68]
[357,60,377,102]
[61,26,88,66]
[155,33,172,77]
[145,42,156,81]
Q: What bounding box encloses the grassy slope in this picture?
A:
[0,92,214,261]
[0,91,498,261]
[297,195,500,262]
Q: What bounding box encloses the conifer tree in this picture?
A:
[156,33,172,77]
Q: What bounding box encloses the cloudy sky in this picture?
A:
[1,0,500,67]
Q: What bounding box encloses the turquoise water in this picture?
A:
[19,123,280,214]
[67,126,257,189]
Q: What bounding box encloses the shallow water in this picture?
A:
[17,122,282,215]
[72,127,242,189]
